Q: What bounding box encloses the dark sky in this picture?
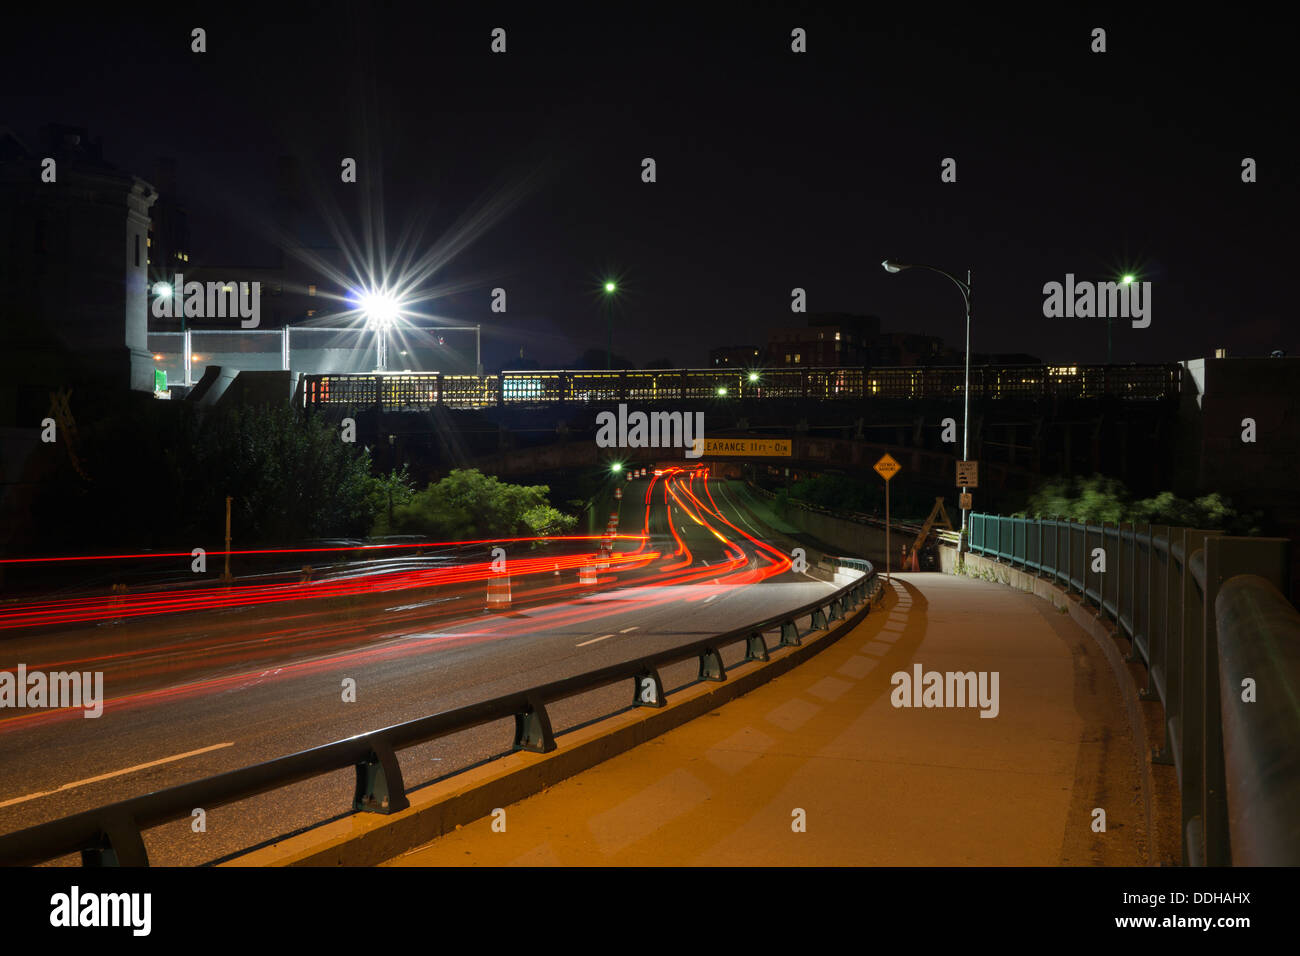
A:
[3,5,1295,369]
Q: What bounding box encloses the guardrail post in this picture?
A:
[1138,524,1161,700]
[354,740,410,814]
[1065,518,1073,596]
[81,814,149,867]
[513,695,558,752]
[811,606,828,630]
[828,597,844,622]
[745,631,769,662]
[698,647,726,682]
[633,669,666,708]
[1174,529,1213,865]
[779,619,801,647]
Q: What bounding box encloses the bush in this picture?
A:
[390,469,578,540]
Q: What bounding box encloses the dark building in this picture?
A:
[767,313,880,367]
[0,124,158,412]
[709,345,762,368]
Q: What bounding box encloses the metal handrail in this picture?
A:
[965,512,1293,865]
[0,559,878,867]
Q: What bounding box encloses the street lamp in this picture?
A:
[359,290,401,372]
[602,280,617,370]
[881,259,974,552]
[1108,275,1135,364]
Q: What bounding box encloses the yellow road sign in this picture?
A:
[956,460,979,487]
[874,453,901,481]
[702,438,792,457]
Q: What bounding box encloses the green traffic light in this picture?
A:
[604,281,616,293]
[1122,274,1134,285]
[611,462,623,473]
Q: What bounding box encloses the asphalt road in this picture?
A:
[0,471,849,865]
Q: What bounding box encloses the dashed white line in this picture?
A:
[619,626,639,633]
[576,633,617,647]
[0,742,235,810]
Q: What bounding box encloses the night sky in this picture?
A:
[3,6,1295,369]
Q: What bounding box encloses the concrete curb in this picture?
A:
[940,547,1178,866]
[226,578,883,867]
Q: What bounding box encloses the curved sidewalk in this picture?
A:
[383,573,1147,866]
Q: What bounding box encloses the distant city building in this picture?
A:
[150,155,344,334]
[710,345,761,368]
[767,313,880,367]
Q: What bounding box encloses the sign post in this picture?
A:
[873,453,901,582]
[956,461,979,554]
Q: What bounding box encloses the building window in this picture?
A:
[146,236,152,248]
[835,331,841,341]
[795,354,802,364]
[308,284,316,296]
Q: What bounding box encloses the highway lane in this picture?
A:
[0,470,853,865]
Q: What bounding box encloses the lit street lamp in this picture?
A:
[882,259,974,552]
[359,290,401,372]
[602,280,617,370]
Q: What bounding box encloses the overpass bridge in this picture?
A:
[297,363,1183,492]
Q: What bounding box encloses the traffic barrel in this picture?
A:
[486,573,512,610]
[579,563,597,585]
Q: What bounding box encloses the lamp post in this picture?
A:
[358,290,401,372]
[882,259,973,552]
[602,280,617,370]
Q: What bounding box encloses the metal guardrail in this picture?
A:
[0,559,879,866]
[301,363,1182,410]
[1213,574,1300,865]
[966,513,1294,865]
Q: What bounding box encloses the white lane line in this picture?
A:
[704,594,719,603]
[619,626,639,633]
[576,633,617,647]
[0,742,235,810]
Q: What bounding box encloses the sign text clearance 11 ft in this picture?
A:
[873,453,901,581]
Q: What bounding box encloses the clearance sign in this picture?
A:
[701,438,792,457]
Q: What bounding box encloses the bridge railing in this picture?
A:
[967,513,1295,865]
[0,559,879,867]
[300,363,1181,410]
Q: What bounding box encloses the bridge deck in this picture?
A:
[383,573,1147,866]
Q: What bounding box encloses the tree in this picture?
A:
[1024,475,1259,533]
[390,469,577,540]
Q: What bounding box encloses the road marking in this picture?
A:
[619,626,639,633]
[576,633,616,647]
[704,593,718,603]
[0,742,235,810]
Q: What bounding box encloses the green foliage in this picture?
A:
[186,404,379,542]
[390,469,578,540]
[367,466,416,536]
[38,400,382,551]
[1025,475,1259,534]
[787,473,877,513]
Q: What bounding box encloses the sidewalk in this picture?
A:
[383,573,1146,866]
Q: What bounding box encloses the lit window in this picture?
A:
[308,284,316,296]
[146,237,151,248]
[795,354,802,364]
[835,331,841,341]
[306,309,316,317]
